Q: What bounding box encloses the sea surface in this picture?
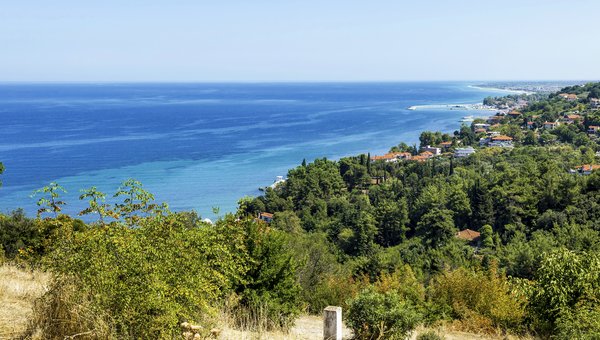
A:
[0,82,508,219]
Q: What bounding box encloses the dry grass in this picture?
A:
[0,264,50,339]
[218,315,353,340]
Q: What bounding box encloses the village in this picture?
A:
[371,89,600,176]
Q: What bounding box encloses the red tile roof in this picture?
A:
[456,229,481,241]
[491,135,513,141]
[575,164,600,172]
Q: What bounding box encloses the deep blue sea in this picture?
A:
[0,82,508,219]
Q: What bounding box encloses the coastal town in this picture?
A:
[371,83,600,176]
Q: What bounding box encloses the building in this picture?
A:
[421,145,441,156]
[472,123,490,131]
[559,93,578,101]
[439,141,453,150]
[526,121,535,130]
[454,146,476,158]
[488,135,514,147]
[258,212,274,223]
[456,229,481,244]
[589,126,600,134]
[507,111,522,118]
[487,116,503,124]
[371,152,411,162]
[563,114,581,124]
[591,98,600,108]
[569,164,600,175]
[544,121,559,130]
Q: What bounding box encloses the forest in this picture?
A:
[2,83,600,339]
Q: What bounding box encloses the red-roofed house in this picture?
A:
[507,111,522,118]
[563,114,581,124]
[258,212,274,223]
[456,229,481,243]
[544,121,559,130]
[489,135,514,147]
[569,164,600,175]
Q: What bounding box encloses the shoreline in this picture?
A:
[468,85,536,95]
[408,103,496,111]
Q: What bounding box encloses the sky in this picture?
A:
[1,0,599,82]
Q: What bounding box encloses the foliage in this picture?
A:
[31,182,67,218]
[428,263,526,333]
[346,288,422,340]
[527,249,600,334]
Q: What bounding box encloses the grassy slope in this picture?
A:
[0,264,49,338]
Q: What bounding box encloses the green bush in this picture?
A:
[346,288,421,339]
[554,304,600,340]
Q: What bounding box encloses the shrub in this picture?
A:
[346,288,421,339]
[429,262,526,333]
[41,213,247,338]
[554,304,600,340]
[527,248,600,334]
[231,220,302,331]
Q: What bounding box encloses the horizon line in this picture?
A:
[0,79,595,84]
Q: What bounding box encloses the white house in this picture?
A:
[454,147,476,158]
[421,145,441,156]
[488,135,514,147]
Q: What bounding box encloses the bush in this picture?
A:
[25,277,114,339]
[428,263,526,333]
[346,288,421,339]
[527,249,600,334]
[554,304,600,340]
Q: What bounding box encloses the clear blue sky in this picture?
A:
[1,0,599,81]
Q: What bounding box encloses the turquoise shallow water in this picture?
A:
[0,82,507,219]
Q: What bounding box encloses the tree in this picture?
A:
[79,187,115,224]
[31,182,67,218]
[416,208,456,247]
[113,179,168,226]
[480,224,494,248]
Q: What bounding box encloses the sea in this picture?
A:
[0,82,510,220]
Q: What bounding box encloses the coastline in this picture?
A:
[468,85,535,95]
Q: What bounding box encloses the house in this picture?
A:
[588,126,600,134]
[371,152,412,162]
[569,164,600,175]
[489,135,514,147]
[456,229,481,244]
[591,98,600,108]
[559,93,578,101]
[420,151,434,158]
[258,212,274,223]
[487,116,503,124]
[507,111,522,118]
[563,114,581,124]
[439,141,453,150]
[421,145,441,156]
[474,128,487,134]
[526,121,535,130]
[544,121,559,130]
[473,123,490,131]
[454,146,476,158]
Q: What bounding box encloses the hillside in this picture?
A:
[1,83,600,338]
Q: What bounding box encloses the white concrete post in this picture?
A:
[323,306,342,340]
